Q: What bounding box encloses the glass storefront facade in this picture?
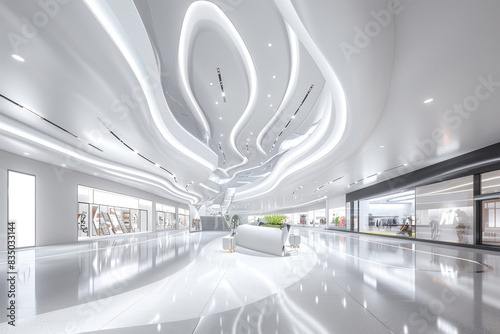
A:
[156,204,176,230]
[178,208,189,228]
[349,170,500,248]
[77,186,150,238]
[415,176,473,244]
[359,190,415,237]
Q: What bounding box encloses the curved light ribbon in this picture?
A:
[178,1,258,172]
[256,23,300,156]
[83,0,217,171]
[234,0,348,201]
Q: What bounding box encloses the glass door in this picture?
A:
[482,199,500,246]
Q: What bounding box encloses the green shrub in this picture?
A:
[262,215,287,228]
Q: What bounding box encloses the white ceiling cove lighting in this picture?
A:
[83,0,217,171]
[424,98,434,104]
[12,54,25,62]
[257,23,300,155]
[179,1,258,175]
[0,120,198,203]
[234,0,348,202]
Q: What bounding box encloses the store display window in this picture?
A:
[480,171,500,246]
[78,186,149,239]
[415,176,473,244]
[328,207,346,229]
[178,208,189,228]
[156,204,176,230]
[359,191,415,237]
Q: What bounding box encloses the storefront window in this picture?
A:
[328,207,346,229]
[359,191,415,237]
[481,199,500,246]
[156,204,176,230]
[178,208,189,228]
[78,186,149,238]
[415,176,473,244]
[481,170,500,195]
[345,202,352,231]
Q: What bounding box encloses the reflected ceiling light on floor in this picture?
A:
[12,54,25,62]
[23,152,30,156]
[379,145,385,148]
[272,75,276,79]
[424,98,434,104]
[268,43,272,47]
[219,116,222,120]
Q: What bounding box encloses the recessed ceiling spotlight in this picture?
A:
[272,75,276,79]
[61,164,67,167]
[12,54,25,62]
[250,132,253,135]
[268,43,272,47]
[247,138,250,141]
[267,94,271,98]
[424,98,434,104]
[210,82,213,86]
[23,152,30,156]
[215,101,219,105]
[380,145,385,148]
[220,134,223,137]
[404,163,408,166]
[269,104,273,107]
[219,116,222,120]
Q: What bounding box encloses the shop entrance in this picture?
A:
[481,199,500,246]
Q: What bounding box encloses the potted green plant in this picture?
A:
[230,214,239,235]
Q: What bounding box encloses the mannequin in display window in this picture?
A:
[440,208,458,225]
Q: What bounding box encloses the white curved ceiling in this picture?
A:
[1,0,500,213]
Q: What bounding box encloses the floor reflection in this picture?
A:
[1,228,499,333]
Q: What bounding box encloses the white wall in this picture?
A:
[0,149,187,248]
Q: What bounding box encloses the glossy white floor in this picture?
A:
[1,228,499,334]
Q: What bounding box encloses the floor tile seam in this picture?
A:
[93,234,225,330]
[319,258,397,333]
[97,287,161,331]
[192,265,231,333]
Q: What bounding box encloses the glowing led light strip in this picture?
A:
[234,0,347,201]
[256,23,300,156]
[178,1,258,172]
[270,84,314,152]
[261,196,327,214]
[0,120,198,203]
[199,183,219,193]
[83,0,216,170]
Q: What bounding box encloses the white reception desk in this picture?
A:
[235,224,290,256]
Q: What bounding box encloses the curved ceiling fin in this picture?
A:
[83,0,217,171]
[256,23,301,156]
[233,0,348,202]
[178,1,259,173]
